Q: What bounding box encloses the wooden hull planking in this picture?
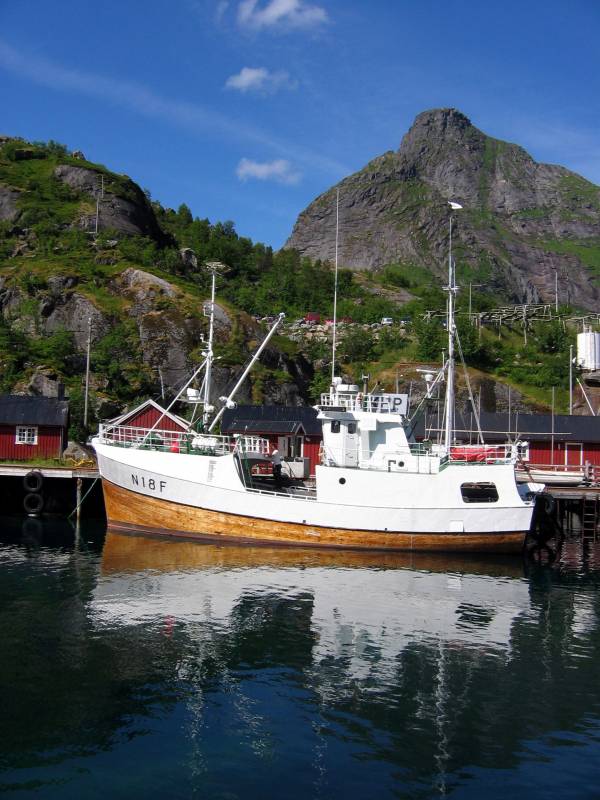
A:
[102,480,527,553]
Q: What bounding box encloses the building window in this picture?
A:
[16,426,38,446]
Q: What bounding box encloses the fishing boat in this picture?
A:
[93,206,542,552]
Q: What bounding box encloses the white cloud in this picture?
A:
[237,0,327,31]
[236,157,301,184]
[225,66,295,94]
[0,39,348,178]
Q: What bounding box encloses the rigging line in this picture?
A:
[68,477,99,519]
[331,189,340,383]
[454,327,484,445]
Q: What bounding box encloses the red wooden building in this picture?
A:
[0,395,69,461]
[221,405,322,478]
[107,399,190,432]
[455,412,600,469]
[421,411,600,475]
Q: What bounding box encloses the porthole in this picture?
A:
[339,477,346,485]
[399,461,404,467]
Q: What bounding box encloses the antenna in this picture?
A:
[331,189,340,384]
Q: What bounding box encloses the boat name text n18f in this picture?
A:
[131,474,167,493]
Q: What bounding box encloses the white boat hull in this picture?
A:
[94,441,537,552]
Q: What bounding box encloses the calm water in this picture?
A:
[1,518,600,799]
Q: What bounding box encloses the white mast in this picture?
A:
[331,189,340,384]
[208,313,285,432]
[444,202,462,450]
[202,262,222,428]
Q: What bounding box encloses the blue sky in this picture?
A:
[1,0,599,248]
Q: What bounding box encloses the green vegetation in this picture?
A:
[0,135,592,419]
[540,238,600,276]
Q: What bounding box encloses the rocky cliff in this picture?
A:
[0,138,314,423]
[285,108,600,310]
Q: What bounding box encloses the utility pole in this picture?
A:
[468,283,483,323]
[554,268,559,313]
[569,344,573,415]
[84,317,92,429]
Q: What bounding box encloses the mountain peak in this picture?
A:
[285,109,600,311]
[404,107,474,140]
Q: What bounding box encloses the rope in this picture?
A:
[68,477,99,519]
[454,328,484,445]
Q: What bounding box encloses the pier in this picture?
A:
[547,486,600,538]
[0,463,103,519]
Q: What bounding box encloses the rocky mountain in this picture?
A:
[286,108,600,310]
[0,138,314,428]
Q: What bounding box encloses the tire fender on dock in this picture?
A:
[23,492,44,515]
[23,470,44,493]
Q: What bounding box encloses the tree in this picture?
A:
[339,328,375,362]
[412,317,445,361]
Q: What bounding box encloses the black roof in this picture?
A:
[221,405,322,436]
[0,395,69,427]
[416,410,600,443]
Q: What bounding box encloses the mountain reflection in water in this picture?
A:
[1,519,600,799]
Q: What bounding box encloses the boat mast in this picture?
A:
[208,313,285,433]
[331,189,340,384]
[444,202,462,450]
[202,262,221,428]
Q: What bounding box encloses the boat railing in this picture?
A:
[233,435,271,456]
[448,444,515,465]
[319,392,406,414]
[97,424,269,457]
[515,462,584,473]
[319,392,362,411]
[318,441,515,472]
[319,442,441,472]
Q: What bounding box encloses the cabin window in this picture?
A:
[461,482,499,503]
[331,421,341,434]
[347,423,357,434]
[16,426,38,446]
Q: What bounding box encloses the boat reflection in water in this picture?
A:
[99,531,530,659]
[94,532,600,797]
[4,520,600,799]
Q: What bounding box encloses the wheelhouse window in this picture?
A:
[460,482,499,503]
[16,426,38,446]
[347,423,357,434]
[331,421,341,434]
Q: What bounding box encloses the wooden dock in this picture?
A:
[545,486,600,538]
[0,464,99,479]
[0,462,102,519]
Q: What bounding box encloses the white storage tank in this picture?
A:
[577,331,600,371]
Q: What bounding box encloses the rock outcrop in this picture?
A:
[286,108,600,310]
[53,165,165,241]
[0,186,21,222]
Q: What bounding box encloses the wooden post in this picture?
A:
[76,478,82,523]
